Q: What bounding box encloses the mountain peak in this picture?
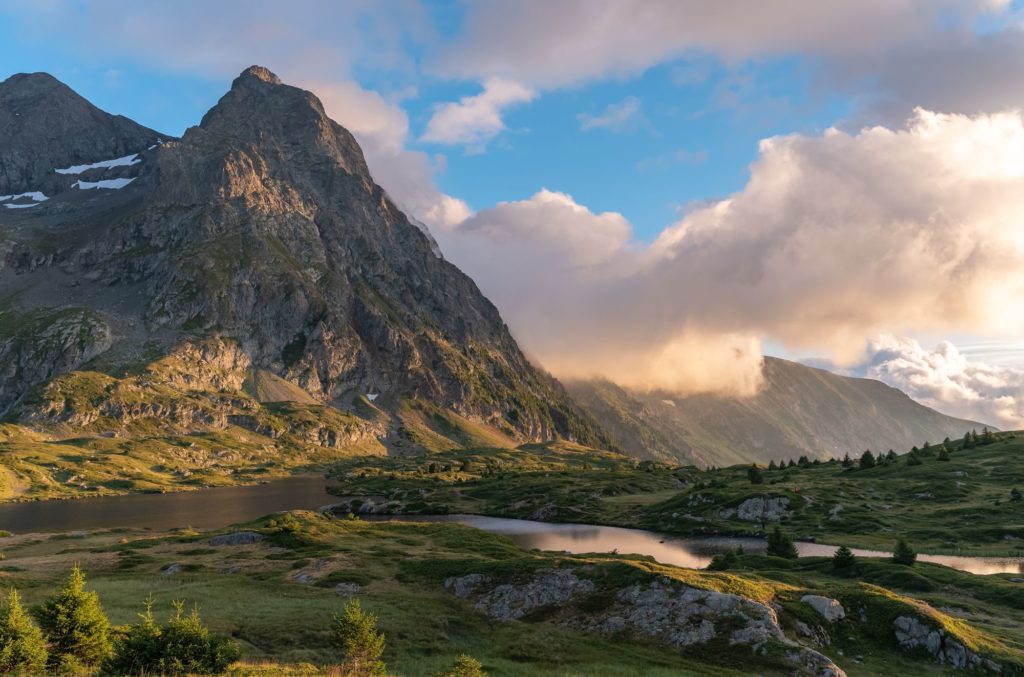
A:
[0,72,164,195]
[0,71,67,98]
[197,66,370,180]
[235,65,283,87]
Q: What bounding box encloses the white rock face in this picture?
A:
[893,616,1000,672]
[720,496,792,521]
[802,595,845,622]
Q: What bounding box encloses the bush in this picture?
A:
[707,549,740,571]
[106,599,240,676]
[831,545,856,569]
[333,599,386,676]
[859,450,876,469]
[892,539,917,566]
[766,527,798,559]
[35,565,111,669]
[0,589,48,674]
[436,654,487,677]
[747,465,764,485]
[1012,488,1022,502]
[907,453,923,466]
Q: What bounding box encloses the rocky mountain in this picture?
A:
[0,72,163,197]
[0,66,607,457]
[566,356,987,467]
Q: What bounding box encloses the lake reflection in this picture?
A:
[380,514,1024,576]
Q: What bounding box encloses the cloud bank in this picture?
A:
[863,336,1024,429]
[435,108,1024,395]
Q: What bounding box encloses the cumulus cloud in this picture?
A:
[578,96,646,133]
[437,108,1024,395]
[862,336,1024,429]
[421,78,535,151]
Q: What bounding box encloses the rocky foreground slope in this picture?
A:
[0,67,607,458]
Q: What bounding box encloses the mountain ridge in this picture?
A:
[566,356,988,466]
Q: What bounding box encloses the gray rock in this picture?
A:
[720,496,792,521]
[468,569,594,621]
[161,563,183,577]
[450,569,845,676]
[893,616,1001,672]
[334,583,361,596]
[208,531,264,546]
[802,595,846,622]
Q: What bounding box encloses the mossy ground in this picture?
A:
[1,511,1020,676]
[328,434,1024,555]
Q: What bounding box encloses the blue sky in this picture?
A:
[0,4,854,240]
[2,1,1024,427]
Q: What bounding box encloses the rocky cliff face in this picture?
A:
[0,66,607,448]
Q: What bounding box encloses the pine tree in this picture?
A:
[437,654,487,677]
[797,455,809,467]
[747,465,764,485]
[787,459,796,468]
[971,429,979,445]
[831,545,856,569]
[0,589,48,674]
[35,565,111,670]
[886,449,897,461]
[893,539,917,566]
[841,453,852,468]
[766,527,799,559]
[767,460,777,471]
[333,599,386,676]
[962,432,973,449]
[937,445,951,462]
[859,450,876,469]
[981,427,996,444]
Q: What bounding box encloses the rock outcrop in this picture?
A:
[446,569,845,676]
[893,616,1001,672]
[720,496,792,522]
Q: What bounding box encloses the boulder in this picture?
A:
[802,595,846,622]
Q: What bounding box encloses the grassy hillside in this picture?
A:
[2,511,1020,675]
[566,356,987,466]
[328,433,1024,555]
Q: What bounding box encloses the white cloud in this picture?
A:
[864,335,1024,429]
[578,96,645,133]
[421,78,535,150]
[438,108,1024,396]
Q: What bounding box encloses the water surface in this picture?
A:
[0,479,1020,576]
[0,475,335,533]
[379,514,1024,576]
